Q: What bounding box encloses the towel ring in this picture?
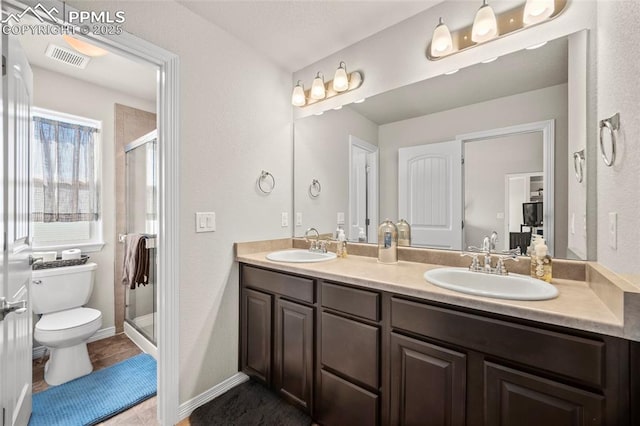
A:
[573,149,585,183]
[599,113,619,167]
[257,170,275,194]
[309,179,321,198]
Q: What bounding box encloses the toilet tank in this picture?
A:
[31,263,97,314]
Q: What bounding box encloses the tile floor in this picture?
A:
[32,333,158,425]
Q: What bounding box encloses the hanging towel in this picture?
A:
[122,234,150,289]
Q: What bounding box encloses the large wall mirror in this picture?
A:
[294,32,591,260]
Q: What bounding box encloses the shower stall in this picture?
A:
[122,130,158,353]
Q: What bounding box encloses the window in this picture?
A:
[31,108,103,251]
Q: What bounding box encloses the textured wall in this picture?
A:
[596,1,640,274]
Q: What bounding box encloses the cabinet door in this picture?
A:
[274,298,314,413]
[485,362,604,426]
[241,288,272,384]
[390,333,466,426]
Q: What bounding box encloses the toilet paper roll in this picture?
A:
[34,251,57,262]
[61,248,82,260]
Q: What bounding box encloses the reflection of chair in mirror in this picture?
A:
[509,232,532,255]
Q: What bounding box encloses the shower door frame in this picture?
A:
[6,0,182,423]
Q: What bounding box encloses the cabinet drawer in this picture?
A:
[321,312,380,389]
[319,369,379,426]
[321,281,380,321]
[485,362,604,425]
[391,297,605,387]
[242,265,314,303]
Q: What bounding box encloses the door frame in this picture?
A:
[457,120,554,255]
[7,0,181,423]
[348,135,378,243]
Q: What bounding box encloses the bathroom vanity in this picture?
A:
[237,246,640,426]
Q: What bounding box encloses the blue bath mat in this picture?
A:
[30,353,156,426]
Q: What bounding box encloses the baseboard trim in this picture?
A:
[32,326,116,359]
[177,372,249,421]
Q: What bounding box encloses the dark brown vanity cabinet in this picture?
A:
[390,296,629,426]
[317,282,382,426]
[240,264,633,425]
[240,265,315,413]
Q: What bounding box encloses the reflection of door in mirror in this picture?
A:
[349,136,378,243]
[398,140,462,250]
[505,172,544,252]
[464,133,544,252]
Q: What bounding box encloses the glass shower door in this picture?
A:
[124,134,157,344]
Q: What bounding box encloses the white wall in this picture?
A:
[379,84,568,255]
[31,65,155,332]
[294,107,378,237]
[70,0,294,403]
[596,1,640,275]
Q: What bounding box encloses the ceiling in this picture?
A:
[177,0,441,72]
[349,36,568,125]
[19,18,157,101]
[19,1,441,103]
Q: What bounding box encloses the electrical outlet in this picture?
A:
[337,212,345,225]
[281,212,289,227]
[608,212,617,249]
[296,212,303,226]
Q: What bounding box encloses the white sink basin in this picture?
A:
[266,249,337,263]
[424,267,558,301]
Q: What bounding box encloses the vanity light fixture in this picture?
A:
[290,62,364,108]
[291,80,306,107]
[310,72,326,100]
[62,35,108,57]
[430,18,453,58]
[472,0,498,43]
[426,0,567,61]
[332,62,349,92]
[523,0,555,26]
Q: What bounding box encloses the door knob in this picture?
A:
[0,297,27,321]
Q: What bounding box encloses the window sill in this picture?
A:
[32,241,105,253]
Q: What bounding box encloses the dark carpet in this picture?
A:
[188,380,312,426]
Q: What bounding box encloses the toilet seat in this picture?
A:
[35,307,102,344]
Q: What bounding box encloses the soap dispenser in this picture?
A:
[336,229,347,258]
[532,239,552,282]
[377,219,398,264]
[396,219,411,246]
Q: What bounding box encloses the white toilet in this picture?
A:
[32,262,102,386]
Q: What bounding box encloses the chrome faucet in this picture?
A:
[304,227,326,253]
[462,232,519,275]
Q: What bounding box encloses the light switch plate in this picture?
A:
[281,212,289,227]
[337,212,345,225]
[196,212,215,233]
[296,212,303,227]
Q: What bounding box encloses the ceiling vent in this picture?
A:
[44,44,90,69]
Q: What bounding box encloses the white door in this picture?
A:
[348,136,378,243]
[1,33,34,426]
[398,140,462,249]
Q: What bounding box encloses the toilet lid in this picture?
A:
[36,307,102,331]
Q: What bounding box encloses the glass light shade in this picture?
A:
[471,2,498,43]
[62,35,108,57]
[430,18,453,57]
[523,0,554,26]
[291,83,306,107]
[310,73,326,100]
[332,63,349,92]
